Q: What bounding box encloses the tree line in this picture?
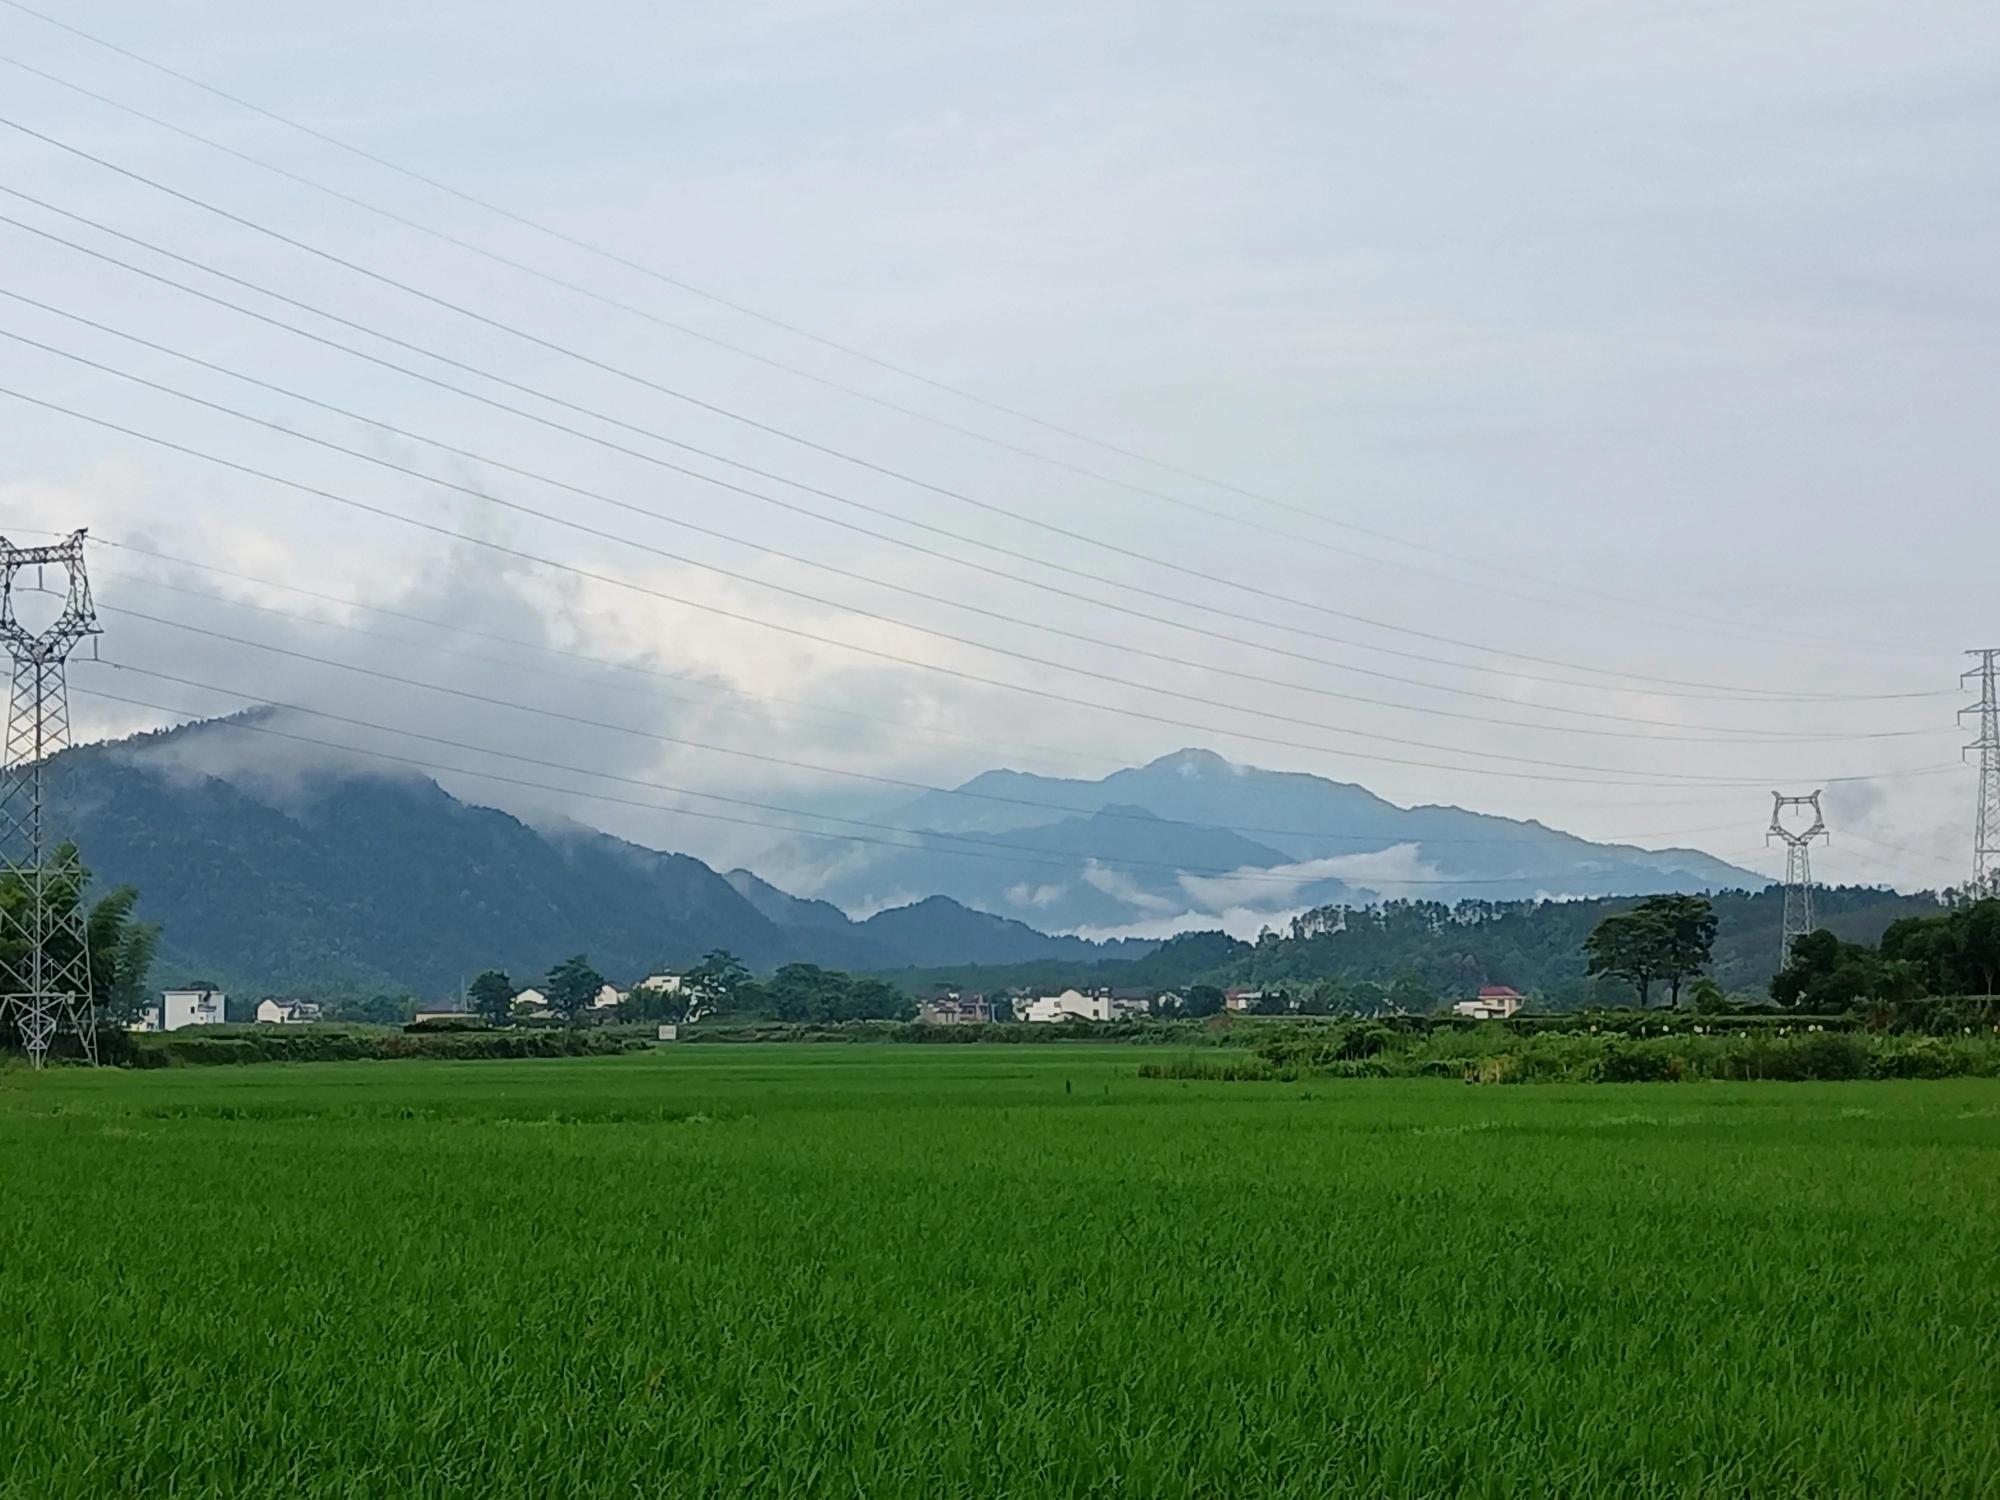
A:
[1769,898,2000,1009]
[0,842,159,1056]
[460,951,920,1028]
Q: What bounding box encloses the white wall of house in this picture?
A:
[1021,989,1112,1023]
[160,990,225,1031]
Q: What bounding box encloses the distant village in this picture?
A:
[131,978,1527,1032]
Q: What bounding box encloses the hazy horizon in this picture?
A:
[5,0,1996,920]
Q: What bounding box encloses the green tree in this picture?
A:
[1584,911,1660,1007]
[544,954,607,1027]
[1883,899,2000,996]
[467,969,515,1026]
[0,845,160,1044]
[1772,931,1857,1009]
[1180,983,1225,1018]
[82,882,162,1025]
[1638,894,1718,1009]
[623,972,722,1026]
[684,950,752,1016]
[1387,973,1438,1015]
[1687,976,1729,1013]
[324,992,412,1025]
[1252,988,1292,1016]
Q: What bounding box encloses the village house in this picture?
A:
[1453,985,1525,1021]
[133,988,227,1032]
[918,991,991,1026]
[413,1000,472,1024]
[254,998,322,1025]
[1019,989,1150,1024]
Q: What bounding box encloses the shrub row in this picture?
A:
[122,1026,637,1068]
[1224,1027,2000,1085]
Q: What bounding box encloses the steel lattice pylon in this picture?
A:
[0,530,100,1069]
[1768,790,1827,971]
[1962,650,2000,898]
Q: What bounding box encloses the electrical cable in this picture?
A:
[93,580,1766,852]
[0,121,1935,688]
[75,662,1820,891]
[0,196,1948,709]
[0,304,1950,748]
[0,6,1932,655]
[5,370,1961,789]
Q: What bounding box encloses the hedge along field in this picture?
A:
[2,1048,1997,1497]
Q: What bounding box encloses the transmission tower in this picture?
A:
[1962,650,2000,897]
[0,531,101,1069]
[1767,790,1828,970]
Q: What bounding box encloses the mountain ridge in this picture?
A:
[50,715,1154,996]
[762,746,1763,932]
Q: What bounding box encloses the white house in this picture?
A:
[1453,986,1524,1021]
[1223,989,1264,1013]
[413,1004,472,1024]
[1019,989,1148,1024]
[635,974,683,995]
[151,989,225,1031]
[1019,989,1092,1023]
[254,998,322,1025]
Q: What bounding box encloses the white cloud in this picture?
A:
[1080,861,1181,915]
[0,0,1989,898]
[1177,844,1450,913]
[1004,881,1066,910]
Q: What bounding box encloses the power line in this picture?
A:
[0,7,1932,656]
[85,538,1804,821]
[15,381,1793,790]
[92,564,1109,776]
[90,582,1759,852]
[108,602,1769,802]
[0,47,1609,624]
[6,368,1963,791]
[0,196,1949,710]
[9,283,1910,738]
[0,118,1939,695]
[0,304,1949,751]
[94,598,1967,831]
[1824,830,1950,888]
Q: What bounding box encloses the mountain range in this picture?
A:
[47,717,1765,997]
[757,747,1762,933]
[51,714,1152,997]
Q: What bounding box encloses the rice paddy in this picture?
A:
[3,1045,1997,1497]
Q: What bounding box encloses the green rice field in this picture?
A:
[3,1045,1997,1497]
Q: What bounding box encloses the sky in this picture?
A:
[1,0,1996,910]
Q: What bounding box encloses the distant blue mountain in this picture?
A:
[51,712,1153,996]
[756,748,1763,932]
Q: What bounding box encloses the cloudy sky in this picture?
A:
[1,0,1995,903]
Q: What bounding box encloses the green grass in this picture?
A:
[3,1046,1997,1497]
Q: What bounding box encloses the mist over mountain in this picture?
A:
[45,713,1774,995]
[759,747,1764,935]
[50,713,1151,997]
